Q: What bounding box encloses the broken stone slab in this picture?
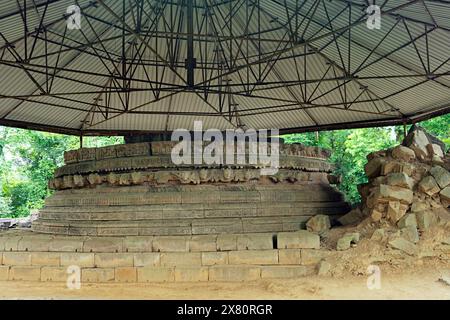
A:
[336,232,360,251]
[370,209,383,222]
[337,207,364,226]
[418,176,441,196]
[379,184,414,204]
[400,226,419,243]
[277,230,320,249]
[391,145,416,162]
[386,172,415,190]
[411,200,429,213]
[429,166,450,189]
[388,237,418,256]
[306,215,331,234]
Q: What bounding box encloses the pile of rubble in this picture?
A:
[334,125,449,255]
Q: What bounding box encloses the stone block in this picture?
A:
[115,267,137,283]
[306,215,331,234]
[189,235,217,252]
[41,267,68,282]
[386,173,414,190]
[217,234,237,251]
[415,211,438,231]
[397,214,417,229]
[209,266,260,282]
[427,144,444,158]
[3,252,32,266]
[301,249,329,265]
[391,145,415,162]
[365,158,386,178]
[411,201,429,213]
[48,238,84,252]
[3,236,23,251]
[18,237,52,252]
[60,253,95,268]
[261,266,309,279]
[94,253,134,268]
[236,234,274,250]
[429,166,450,189]
[31,252,60,266]
[82,268,115,283]
[174,267,209,282]
[400,226,419,243]
[0,266,10,281]
[379,184,414,204]
[152,236,189,252]
[440,187,450,204]
[387,201,408,223]
[83,238,123,253]
[418,176,440,196]
[371,229,385,241]
[123,236,153,253]
[134,253,160,267]
[278,249,301,265]
[137,267,175,282]
[277,231,320,249]
[337,208,364,226]
[9,266,41,281]
[337,233,360,251]
[160,252,201,267]
[202,252,228,266]
[228,250,278,265]
[389,238,418,256]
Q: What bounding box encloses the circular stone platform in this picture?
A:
[32,142,350,236]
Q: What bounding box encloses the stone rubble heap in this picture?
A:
[336,126,449,254]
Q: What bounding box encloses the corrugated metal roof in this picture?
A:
[0,0,449,135]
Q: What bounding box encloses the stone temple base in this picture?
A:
[0,230,326,283]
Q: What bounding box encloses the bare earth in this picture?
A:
[0,266,449,300]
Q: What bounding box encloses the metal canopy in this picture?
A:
[0,0,449,136]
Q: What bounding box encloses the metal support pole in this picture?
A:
[186,0,195,88]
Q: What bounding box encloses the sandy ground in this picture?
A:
[0,267,449,300]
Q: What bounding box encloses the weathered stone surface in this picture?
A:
[216,234,237,251]
[391,145,415,162]
[301,249,329,265]
[202,252,228,266]
[138,267,175,282]
[411,200,429,213]
[94,253,134,268]
[228,250,278,265]
[403,126,430,160]
[337,208,364,226]
[418,176,441,196]
[189,235,217,252]
[389,238,417,256]
[134,253,160,267]
[115,267,137,282]
[209,266,260,281]
[59,253,94,268]
[83,238,123,253]
[278,249,301,265]
[260,266,309,279]
[0,266,10,281]
[160,253,201,266]
[49,238,84,252]
[427,144,444,158]
[386,173,414,190]
[387,201,407,223]
[41,267,68,282]
[400,226,419,243]
[415,210,438,230]
[371,209,383,222]
[152,236,189,252]
[397,214,417,229]
[379,184,414,204]
[317,260,332,276]
[3,252,32,266]
[82,268,115,282]
[337,233,360,251]
[306,215,331,234]
[277,231,320,249]
[174,267,209,282]
[236,234,274,250]
[123,236,153,253]
[429,166,450,189]
[9,267,41,281]
[31,252,60,266]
